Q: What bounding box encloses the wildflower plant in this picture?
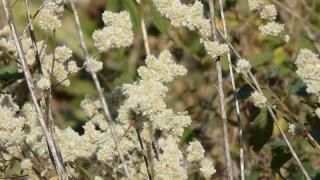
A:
[0,0,319,179]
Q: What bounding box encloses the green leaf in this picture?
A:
[248,49,273,67]
[267,139,292,170]
[121,0,142,33]
[288,79,308,97]
[237,84,254,101]
[146,0,170,35]
[112,72,134,88]
[293,161,319,180]
[225,0,237,11]
[60,78,97,96]
[0,61,23,82]
[246,169,260,180]
[249,108,273,152]
[180,127,194,144]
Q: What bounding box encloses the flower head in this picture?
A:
[92,11,133,52]
[203,41,229,59]
[259,22,284,36]
[251,91,267,108]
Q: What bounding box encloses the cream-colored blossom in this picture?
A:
[84,58,103,72]
[80,95,101,117]
[200,158,216,179]
[203,40,229,59]
[259,22,284,36]
[37,75,51,90]
[38,1,64,30]
[315,108,320,119]
[155,137,187,179]
[67,61,80,74]
[288,123,296,135]
[260,5,277,20]
[55,46,72,63]
[38,9,61,30]
[284,34,290,43]
[138,50,187,83]
[153,0,212,38]
[251,91,267,108]
[186,140,205,162]
[248,0,264,11]
[236,58,251,76]
[92,11,133,52]
[295,49,320,94]
[21,159,33,170]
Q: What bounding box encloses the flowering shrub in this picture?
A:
[0,0,319,179]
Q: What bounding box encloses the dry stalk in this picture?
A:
[217,0,245,179]
[208,0,233,179]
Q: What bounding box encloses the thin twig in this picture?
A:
[1,1,68,179]
[208,1,233,179]
[69,1,132,179]
[217,0,245,179]
[24,0,42,74]
[22,1,45,35]
[135,127,153,180]
[140,16,151,56]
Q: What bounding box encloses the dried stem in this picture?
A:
[1,0,68,179]
[69,1,132,179]
[22,1,45,35]
[141,17,151,56]
[135,127,153,180]
[208,0,233,179]
[24,0,42,74]
[214,21,311,180]
[217,0,245,179]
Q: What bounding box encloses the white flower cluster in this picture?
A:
[295,49,320,95]
[248,0,284,36]
[0,94,25,151]
[0,93,128,177]
[38,0,65,30]
[38,45,80,88]
[92,11,134,52]
[260,5,277,20]
[248,0,264,11]
[153,0,212,38]
[251,91,267,108]
[259,22,284,37]
[0,27,79,89]
[203,40,229,60]
[200,158,217,179]
[0,26,16,58]
[295,49,320,113]
[117,51,215,179]
[186,140,205,162]
[315,108,320,119]
[0,29,46,67]
[288,123,296,135]
[236,58,251,76]
[84,57,103,72]
[0,51,209,178]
